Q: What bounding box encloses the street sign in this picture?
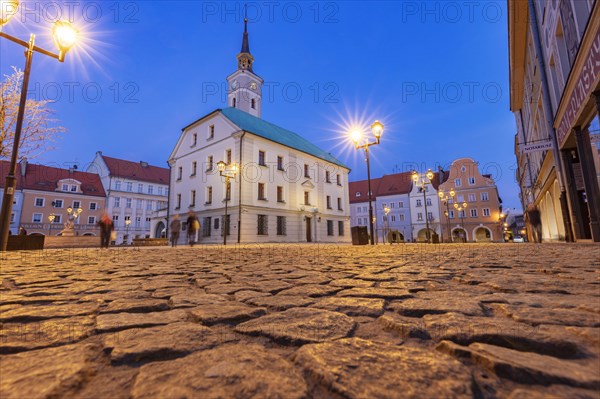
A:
[522,140,553,154]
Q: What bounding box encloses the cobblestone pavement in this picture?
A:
[0,243,599,399]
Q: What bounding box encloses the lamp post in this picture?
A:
[0,1,79,251]
[454,201,468,242]
[412,170,435,243]
[383,206,390,244]
[125,219,131,244]
[48,214,55,236]
[351,121,384,245]
[498,212,507,242]
[438,188,455,243]
[217,161,238,246]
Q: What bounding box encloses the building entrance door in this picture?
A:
[306,217,312,242]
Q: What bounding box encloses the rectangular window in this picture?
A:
[114,197,121,208]
[258,150,266,166]
[277,156,284,171]
[54,199,63,208]
[62,184,69,191]
[468,193,476,202]
[304,164,310,178]
[468,177,476,185]
[277,216,286,236]
[191,161,197,176]
[336,174,341,186]
[206,186,212,204]
[470,209,478,217]
[136,199,142,209]
[426,198,432,206]
[192,132,197,146]
[399,214,405,221]
[416,199,422,207]
[459,210,466,218]
[258,183,266,200]
[449,210,455,219]
[126,182,133,192]
[115,181,122,190]
[73,201,81,209]
[209,125,215,139]
[190,190,196,207]
[325,171,331,183]
[226,149,232,164]
[457,195,465,202]
[338,221,344,236]
[207,156,214,171]
[454,178,462,187]
[35,198,44,207]
[399,201,404,208]
[113,215,119,224]
[417,212,423,221]
[427,212,433,220]
[70,185,77,192]
[146,200,153,210]
[135,216,141,227]
[176,194,181,209]
[148,185,154,194]
[390,202,395,208]
[88,216,96,224]
[257,215,268,235]
[137,183,143,193]
[327,220,334,236]
[304,191,310,205]
[32,213,42,223]
[326,196,332,209]
[203,217,212,236]
[481,192,489,201]
[391,215,396,222]
[483,208,490,217]
[89,202,97,210]
[337,197,342,210]
[158,187,163,196]
[277,186,284,202]
[177,167,182,180]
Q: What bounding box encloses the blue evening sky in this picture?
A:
[1,1,519,209]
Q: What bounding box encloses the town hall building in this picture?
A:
[167,19,351,244]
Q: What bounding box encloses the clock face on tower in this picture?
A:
[232,80,239,90]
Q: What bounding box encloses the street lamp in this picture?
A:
[125,219,131,244]
[454,201,468,241]
[48,214,55,236]
[438,188,456,243]
[0,1,79,251]
[351,120,384,245]
[412,169,435,243]
[217,160,238,246]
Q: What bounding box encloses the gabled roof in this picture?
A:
[220,107,349,170]
[0,160,106,197]
[375,172,413,197]
[100,154,170,185]
[349,178,382,204]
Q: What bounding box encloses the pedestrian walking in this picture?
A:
[97,212,114,248]
[526,204,542,243]
[186,211,200,247]
[170,214,181,247]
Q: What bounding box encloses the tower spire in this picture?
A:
[241,4,250,54]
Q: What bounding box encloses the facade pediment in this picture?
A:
[301,180,315,189]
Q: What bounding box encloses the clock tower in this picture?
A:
[227,17,263,118]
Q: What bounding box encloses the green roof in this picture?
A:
[221,107,349,170]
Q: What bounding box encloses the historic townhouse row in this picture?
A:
[350,158,503,243]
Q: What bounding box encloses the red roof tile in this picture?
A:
[349,177,381,204]
[375,172,413,197]
[101,155,169,185]
[0,160,106,197]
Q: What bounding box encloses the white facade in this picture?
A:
[408,173,442,242]
[87,152,169,244]
[375,194,412,243]
[0,189,23,235]
[168,112,351,244]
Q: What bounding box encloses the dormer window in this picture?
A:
[356,192,361,197]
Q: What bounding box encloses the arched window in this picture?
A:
[232,98,236,108]
[251,98,256,109]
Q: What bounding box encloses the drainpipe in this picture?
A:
[237,132,245,244]
[528,0,574,242]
